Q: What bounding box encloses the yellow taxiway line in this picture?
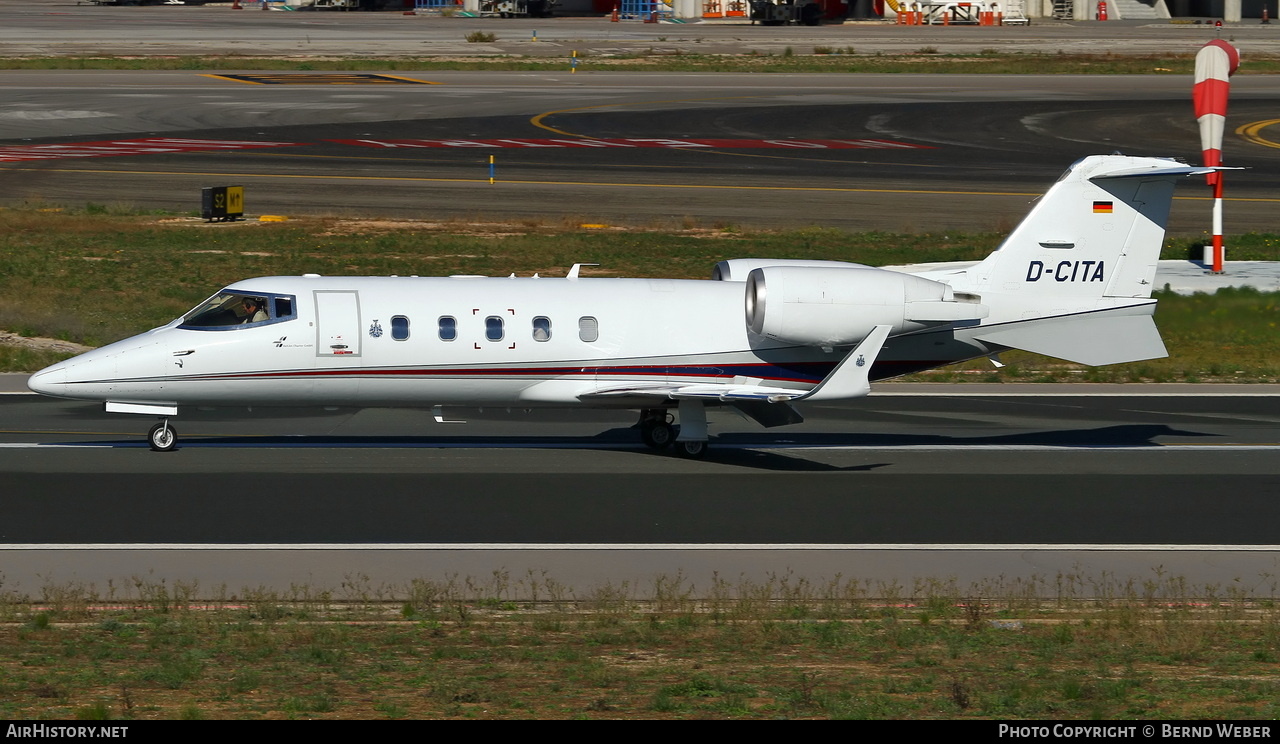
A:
[1237,119,1280,150]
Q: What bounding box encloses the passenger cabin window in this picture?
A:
[391,316,409,341]
[179,291,296,330]
[578,316,599,343]
[532,316,551,342]
[485,316,504,342]
[438,316,457,341]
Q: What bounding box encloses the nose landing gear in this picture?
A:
[148,420,178,452]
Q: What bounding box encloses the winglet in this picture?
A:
[794,325,891,403]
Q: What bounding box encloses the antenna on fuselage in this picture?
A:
[567,263,599,280]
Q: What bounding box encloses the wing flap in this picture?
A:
[581,382,808,402]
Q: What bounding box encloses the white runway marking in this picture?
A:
[4,544,1279,551]
[1,442,1278,451]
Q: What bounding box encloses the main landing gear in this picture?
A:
[148,420,178,452]
[637,407,708,459]
[639,410,676,450]
[671,439,707,458]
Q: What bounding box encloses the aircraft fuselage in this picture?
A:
[30,273,970,409]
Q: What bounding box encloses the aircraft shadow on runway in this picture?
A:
[706,423,1215,449]
[52,422,1214,472]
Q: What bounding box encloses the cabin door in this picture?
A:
[314,290,362,358]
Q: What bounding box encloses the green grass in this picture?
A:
[0,209,1277,380]
[1,53,1278,75]
[1,571,1277,719]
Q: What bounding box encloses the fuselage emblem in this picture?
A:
[369,320,383,338]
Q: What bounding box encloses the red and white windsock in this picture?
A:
[1193,39,1239,184]
[1192,39,1239,272]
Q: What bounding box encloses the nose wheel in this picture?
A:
[148,420,177,452]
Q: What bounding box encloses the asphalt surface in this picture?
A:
[0,390,1277,593]
[1,418,1277,545]
[1,7,1278,596]
[2,10,1280,230]
[3,71,1279,230]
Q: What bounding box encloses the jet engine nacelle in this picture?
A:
[711,258,871,282]
[745,266,988,346]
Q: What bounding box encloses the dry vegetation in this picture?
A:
[2,570,1279,720]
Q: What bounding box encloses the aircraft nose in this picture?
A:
[27,365,68,398]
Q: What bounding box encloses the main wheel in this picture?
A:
[148,422,177,452]
[673,440,707,459]
[641,419,675,450]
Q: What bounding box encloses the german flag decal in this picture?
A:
[1093,201,1114,213]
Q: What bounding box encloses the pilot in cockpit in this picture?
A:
[242,297,268,324]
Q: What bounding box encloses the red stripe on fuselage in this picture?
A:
[162,359,954,386]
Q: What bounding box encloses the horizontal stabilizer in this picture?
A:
[1090,164,1221,180]
[974,313,1167,366]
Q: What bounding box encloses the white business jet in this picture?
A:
[28,155,1210,455]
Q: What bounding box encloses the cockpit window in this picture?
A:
[179,291,297,330]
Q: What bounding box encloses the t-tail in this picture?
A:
[933,155,1216,366]
[967,155,1213,298]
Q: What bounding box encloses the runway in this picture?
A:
[1,388,1278,595]
[2,70,1280,230]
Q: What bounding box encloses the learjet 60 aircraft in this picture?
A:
[28,155,1211,455]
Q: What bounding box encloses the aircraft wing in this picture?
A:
[580,325,894,405]
[580,383,810,428]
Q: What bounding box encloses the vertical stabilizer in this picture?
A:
[965,156,1212,299]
